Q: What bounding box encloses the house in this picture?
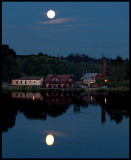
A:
[12,76,43,86]
[80,56,107,88]
[44,74,75,88]
[80,73,102,88]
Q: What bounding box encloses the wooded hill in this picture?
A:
[2,45,129,87]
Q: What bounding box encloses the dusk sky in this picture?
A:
[2,2,129,59]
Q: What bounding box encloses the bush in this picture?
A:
[106,80,129,88]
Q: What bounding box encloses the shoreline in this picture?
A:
[2,85,129,92]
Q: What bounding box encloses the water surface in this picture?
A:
[2,91,129,158]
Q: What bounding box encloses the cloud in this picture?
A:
[41,130,69,137]
[65,21,119,29]
[40,17,73,24]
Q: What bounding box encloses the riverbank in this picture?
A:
[2,85,129,92]
[2,85,42,92]
[106,87,129,92]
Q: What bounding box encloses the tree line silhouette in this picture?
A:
[2,45,129,87]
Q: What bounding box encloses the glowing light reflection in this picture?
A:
[46,134,54,146]
[33,96,35,101]
[105,97,107,104]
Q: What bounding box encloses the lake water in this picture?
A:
[1,90,129,158]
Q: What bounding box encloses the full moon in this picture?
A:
[47,10,55,19]
[46,134,54,146]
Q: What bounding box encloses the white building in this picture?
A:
[12,76,43,86]
[80,73,98,88]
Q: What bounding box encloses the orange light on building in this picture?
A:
[105,97,107,104]
[104,79,108,82]
[90,96,93,101]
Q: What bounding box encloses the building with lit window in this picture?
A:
[80,56,107,87]
[80,73,102,87]
[12,76,43,86]
[45,74,75,88]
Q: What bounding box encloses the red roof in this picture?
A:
[45,75,73,82]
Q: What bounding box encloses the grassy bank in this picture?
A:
[107,88,129,92]
[2,85,129,92]
[2,85,42,92]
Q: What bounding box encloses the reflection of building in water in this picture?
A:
[82,93,96,104]
[1,91,129,133]
[105,92,129,124]
[44,91,73,106]
[11,92,43,101]
[79,92,106,123]
[101,97,106,123]
[73,92,97,113]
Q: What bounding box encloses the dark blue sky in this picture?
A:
[2,2,129,59]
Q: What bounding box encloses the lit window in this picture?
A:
[33,96,35,101]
